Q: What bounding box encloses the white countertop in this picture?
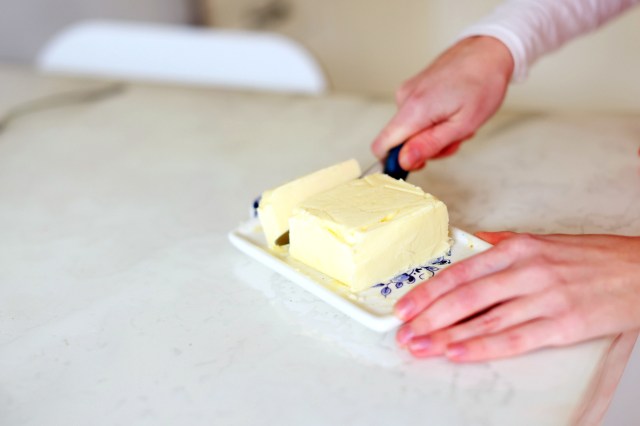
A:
[1,66,639,425]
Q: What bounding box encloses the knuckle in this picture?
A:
[478,313,502,334]
[468,337,490,357]
[441,261,470,283]
[431,328,452,344]
[453,314,502,342]
[445,326,470,343]
[505,331,528,352]
[411,313,434,334]
[500,233,541,256]
[547,289,574,315]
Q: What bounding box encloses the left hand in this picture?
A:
[394,232,640,362]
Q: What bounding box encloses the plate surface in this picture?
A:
[228,218,491,332]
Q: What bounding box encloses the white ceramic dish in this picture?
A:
[228,218,492,332]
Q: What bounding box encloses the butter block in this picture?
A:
[258,159,361,248]
[289,174,450,291]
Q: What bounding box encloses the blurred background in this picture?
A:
[1,0,639,111]
[0,0,198,62]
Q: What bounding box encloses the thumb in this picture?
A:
[475,231,519,245]
[399,121,471,170]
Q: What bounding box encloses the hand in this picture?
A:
[394,232,640,362]
[371,36,514,171]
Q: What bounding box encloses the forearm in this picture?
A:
[457,0,640,82]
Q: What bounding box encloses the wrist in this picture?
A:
[456,36,515,83]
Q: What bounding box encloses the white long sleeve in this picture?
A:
[457,0,640,82]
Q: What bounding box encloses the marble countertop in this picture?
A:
[1,65,639,425]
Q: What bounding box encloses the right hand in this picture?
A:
[371,36,514,171]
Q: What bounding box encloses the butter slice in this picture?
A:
[258,159,361,248]
[289,174,450,291]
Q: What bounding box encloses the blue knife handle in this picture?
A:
[383,143,409,180]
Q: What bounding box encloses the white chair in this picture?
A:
[37,20,327,95]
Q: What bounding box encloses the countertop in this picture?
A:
[1,65,639,425]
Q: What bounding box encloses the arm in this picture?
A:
[458,0,640,82]
[371,0,640,170]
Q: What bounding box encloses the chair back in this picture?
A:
[38,20,327,94]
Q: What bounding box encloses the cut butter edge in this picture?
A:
[257,159,361,248]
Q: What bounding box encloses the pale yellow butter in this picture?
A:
[289,174,450,292]
[257,159,361,248]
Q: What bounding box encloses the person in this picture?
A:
[371,0,640,362]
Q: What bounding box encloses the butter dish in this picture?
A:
[228,218,491,332]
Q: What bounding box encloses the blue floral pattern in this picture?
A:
[372,250,452,297]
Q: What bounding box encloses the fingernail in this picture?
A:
[446,344,466,359]
[396,325,415,345]
[408,336,432,353]
[395,299,416,320]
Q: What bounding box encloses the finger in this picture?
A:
[479,232,591,245]
[426,291,559,347]
[371,104,435,160]
[399,122,470,170]
[445,319,561,362]
[475,231,519,245]
[433,140,463,159]
[405,334,445,358]
[406,266,550,337]
[395,242,517,322]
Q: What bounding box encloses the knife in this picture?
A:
[383,142,409,180]
[361,142,409,180]
[274,143,409,246]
